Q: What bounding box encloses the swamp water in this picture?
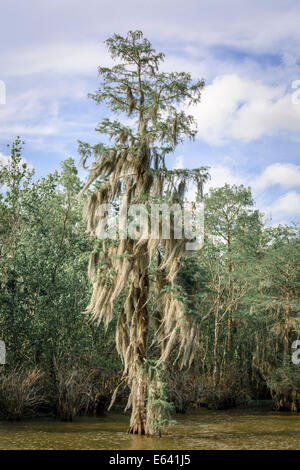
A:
[0,407,300,450]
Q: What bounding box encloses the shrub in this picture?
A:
[0,367,44,420]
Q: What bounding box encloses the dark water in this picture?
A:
[0,408,300,450]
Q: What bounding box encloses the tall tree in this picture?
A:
[79,30,208,435]
[204,184,261,359]
[202,184,263,398]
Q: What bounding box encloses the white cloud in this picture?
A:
[254,163,300,191]
[2,13,300,151]
[3,1,300,57]
[191,74,300,145]
[0,152,9,166]
[187,161,300,197]
[0,150,33,172]
[282,53,298,67]
[173,155,184,169]
[201,163,300,222]
[184,163,248,202]
[3,42,112,77]
[0,0,299,229]
[0,83,98,148]
[207,164,248,190]
[267,191,300,217]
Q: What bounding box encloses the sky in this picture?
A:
[0,0,300,224]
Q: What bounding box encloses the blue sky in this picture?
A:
[0,0,300,224]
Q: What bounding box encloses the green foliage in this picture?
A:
[0,139,122,419]
[1,116,299,425]
[146,362,177,436]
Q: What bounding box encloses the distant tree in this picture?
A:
[249,225,300,410]
[204,184,262,359]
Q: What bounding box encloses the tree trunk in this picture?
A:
[128,374,148,434]
[213,309,220,390]
[283,297,290,360]
[128,256,149,435]
[227,316,233,353]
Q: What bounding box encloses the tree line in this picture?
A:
[0,136,299,428]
